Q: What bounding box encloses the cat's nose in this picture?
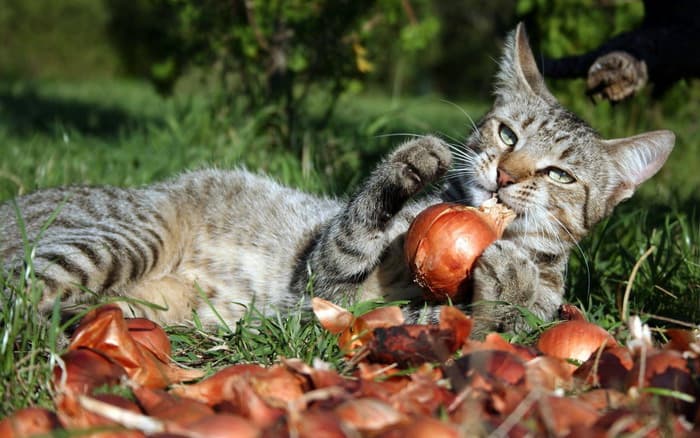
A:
[497,168,516,187]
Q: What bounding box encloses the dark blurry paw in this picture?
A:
[587,51,648,102]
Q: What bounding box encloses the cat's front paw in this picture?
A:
[388,135,452,197]
[470,240,539,336]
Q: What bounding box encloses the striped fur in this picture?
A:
[0,24,674,335]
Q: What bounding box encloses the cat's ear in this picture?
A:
[496,23,556,103]
[604,130,675,207]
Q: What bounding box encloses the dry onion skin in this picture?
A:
[405,199,515,300]
[537,320,616,368]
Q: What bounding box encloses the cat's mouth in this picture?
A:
[469,185,523,220]
[469,186,494,207]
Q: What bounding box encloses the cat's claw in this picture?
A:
[388,135,452,197]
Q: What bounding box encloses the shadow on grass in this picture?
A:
[0,85,155,138]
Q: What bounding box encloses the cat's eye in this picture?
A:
[498,124,518,147]
[547,167,575,184]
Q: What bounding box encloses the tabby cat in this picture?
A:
[0,24,674,336]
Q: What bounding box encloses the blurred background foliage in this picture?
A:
[1,0,695,194]
[0,0,515,98]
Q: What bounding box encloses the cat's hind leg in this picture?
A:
[1,189,184,321]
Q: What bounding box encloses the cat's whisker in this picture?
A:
[448,148,479,168]
[374,132,424,140]
[436,132,466,149]
[438,99,482,140]
[443,171,472,181]
[446,140,476,156]
[450,160,478,172]
[449,148,477,161]
[546,211,591,298]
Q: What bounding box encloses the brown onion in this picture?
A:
[377,416,460,438]
[68,305,203,388]
[54,347,126,395]
[178,414,260,438]
[0,407,61,438]
[405,199,515,300]
[311,297,354,334]
[334,398,406,432]
[537,320,616,370]
[126,317,172,363]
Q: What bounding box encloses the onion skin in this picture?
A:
[126,318,172,363]
[405,200,515,300]
[537,320,616,370]
[0,407,61,438]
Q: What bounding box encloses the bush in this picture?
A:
[105,0,440,151]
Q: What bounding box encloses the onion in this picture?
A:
[537,321,616,370]
[126,317,172,363]
[538,395,600,435]
[54,347,126,394]
[68,305,203,388]
[57,393,143,435]
[574,345,633,389]
[576,388,627,411]
[454,350,527,386]
[377,416,460,438]
[525,356,574,391]
[405,199,515,300]
[0,407,60,438]
[311,297,354,334]
[288,409,346,438]
[169,363,266,405]
[334,398,406,432]
[179,414,260,438]
[132,386,214,424]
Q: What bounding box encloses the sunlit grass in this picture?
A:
[0,77,699,417]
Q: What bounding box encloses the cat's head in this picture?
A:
[458,23,674,251]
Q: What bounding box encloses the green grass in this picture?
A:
[1,77,699,417]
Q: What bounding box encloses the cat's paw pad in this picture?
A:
[389,136,452,195]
